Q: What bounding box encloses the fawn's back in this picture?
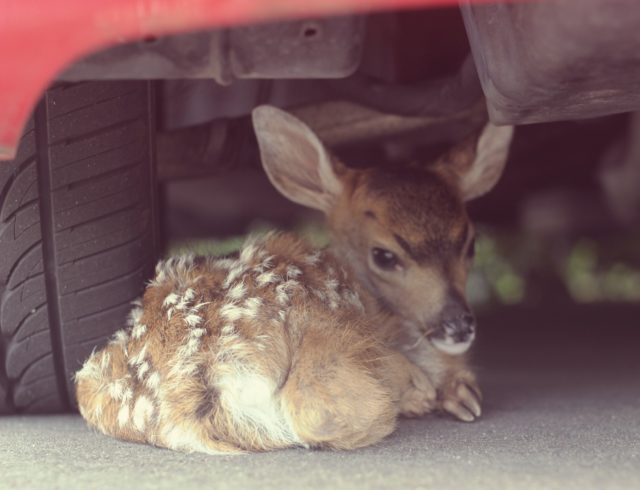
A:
[76,233,412,452]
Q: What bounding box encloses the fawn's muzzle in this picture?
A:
[428,294,476,355]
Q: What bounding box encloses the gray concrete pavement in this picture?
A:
[1,305,639,490]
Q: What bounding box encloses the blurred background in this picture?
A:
[156,6,640,317]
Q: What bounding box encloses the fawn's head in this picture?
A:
[253,106,513,355]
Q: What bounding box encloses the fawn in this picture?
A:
[75,106,513,453]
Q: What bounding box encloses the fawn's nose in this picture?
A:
[428,293,476,355]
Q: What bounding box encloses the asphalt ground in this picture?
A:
[1,305,639,490]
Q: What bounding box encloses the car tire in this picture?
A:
[0,81,159,413]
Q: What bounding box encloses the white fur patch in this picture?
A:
[117,404,130,427]
[163,292,179,308]
[224,264,247,289]
[127,306,143,328]
[152,254,196,287]
[146,372,161,392]
[324,278,341,309]
[161,425,227,455]
[108,379,127,400]
[75,354,100,381]
[110,329,129,346]
[304,251,321,266]
[286,265,302,279]
[239,243,257,264]
[253,255,274,274]
[228,281,247,300]
[217,371,300,447]
[275,280,299,305]
[343,289,364,312]
[185,313,203,327]
[131,323,147,340]
[220,298,262,322]
[221,324,235,336]
[430,332,475,356]
[137,361,150,380]
[128,344,148,367]
[214,258,236,269]
[256,271,279,287]
[132,396,155,432]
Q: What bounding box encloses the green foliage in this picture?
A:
[168,223,640,307]
[564,239,640,302]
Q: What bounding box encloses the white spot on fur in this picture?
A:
[275,280,299,305]
[132,396,154,432]
[256,271,279,287]
[163,292,179,308]
[75,355,100,381]
[137,361,150,380]
[117,404,130,427]
[175,290,194,311]
[127,306,143,328]
[162,425,227,455]
[217,371,300,447]
[239,243,257,264]
[108,379,129,401]
[304,251,321,266]
[213,258,236,269]
[121,386,134,404]
[286,265,302,279]
[220,298,262,321]
[111,329,129,346]
[254,255,274,274]
[220,303,243,322]
[325,278,341,309]
[131,323,147,340]
[228,281,247,300]
[151,254,196,287]
[185,313,202,327]
[221,324,235,336]
[129,344,148,367]
[99,352,111,372]
[243,297,262,318]
[343,289,364,312]
[224,264,247,289]
[146,372,161,392]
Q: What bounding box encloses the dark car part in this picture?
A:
[59,17,365,84]
[156,99,487,180]
[462,0,640,124]
[325,55,482,118]
[0,81,159,413]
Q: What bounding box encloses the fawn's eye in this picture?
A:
[371,247,400,271]
[466,236,476,259]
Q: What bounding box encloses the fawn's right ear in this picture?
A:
[436,122,514,201]
[252,105,343,213]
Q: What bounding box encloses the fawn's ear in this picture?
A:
[437,123,514,201]
[252,105,343,213]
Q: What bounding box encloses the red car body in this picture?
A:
[0,0,515,160]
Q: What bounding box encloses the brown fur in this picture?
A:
[76,106,513,453]
[76,234,434,453]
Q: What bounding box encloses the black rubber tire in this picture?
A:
[0,81,159,413]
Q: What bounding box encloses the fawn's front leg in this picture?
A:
[404,341,482,422]
[384,351,438,418]
[436,353,482,422]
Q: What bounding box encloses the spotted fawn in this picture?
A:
[75,106,513,453]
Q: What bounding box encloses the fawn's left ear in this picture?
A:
[437,123,514,201]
